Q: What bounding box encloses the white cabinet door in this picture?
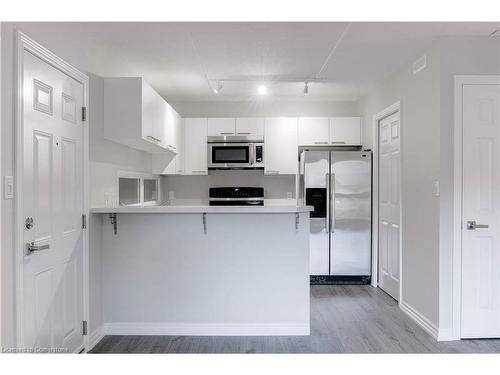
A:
[264,118,298,175]
[152,94,168,148]
[141,80,158,145]
[207,118,236,136]
[184,118,208,175]
[330,117,361,145]
[298,117,330,146]
[235,118,264,138]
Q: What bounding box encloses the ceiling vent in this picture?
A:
[413,55,427,75]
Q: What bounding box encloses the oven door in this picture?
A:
[208,143,254,168]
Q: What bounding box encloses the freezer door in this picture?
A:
[330,151,372,275]
[303,151,330,275]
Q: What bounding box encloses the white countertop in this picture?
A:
[90,205,314,214]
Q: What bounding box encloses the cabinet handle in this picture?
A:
[331,141,346,144]
[314,141,328,145]
[147,135,161,143]
[220,132,234,135]
[191,171,207,174]
[266,170,280,175]
[237,132,251,135]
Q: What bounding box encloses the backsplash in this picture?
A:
[161,170,296,205]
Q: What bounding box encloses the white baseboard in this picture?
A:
[437,327,459,342]
[87,325,105,351]
[103,322,310,336]
[399,301,439,339]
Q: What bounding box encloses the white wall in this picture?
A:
[1,23,18,348]
[359,36,500,336]
[171,100,359,118]
[89,73,152,208]
[358,44,441,327]
[88,73,153,337]
[163,170,296,206]
[166,100,359,204]
[437,36,500,336]
[0,23,154,346]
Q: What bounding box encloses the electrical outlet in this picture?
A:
[286,192,293,200]
[168,191,175,201]
[4,176,14,199]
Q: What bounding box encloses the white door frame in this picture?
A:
[452,75,500,340]
[14,31,90,351]
[371,101,403,303]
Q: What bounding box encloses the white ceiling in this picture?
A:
[13,22,500,102]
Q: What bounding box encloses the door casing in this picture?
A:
[14,31,90,351]
[452,75,500,341]
[371,101,403,304]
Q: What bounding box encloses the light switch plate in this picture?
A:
[434,181,440,197]
[4,176,14,199]
[168,191,175,200]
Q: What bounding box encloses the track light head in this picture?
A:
[213,82,223,94]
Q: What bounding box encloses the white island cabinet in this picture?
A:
[103,77,176,155]
[91,205,312,336]
[264,117,298,175]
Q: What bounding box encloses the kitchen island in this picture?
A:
[90,205,313,336]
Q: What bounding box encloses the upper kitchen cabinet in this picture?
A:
[152,109,185,175]
[298,117,330,146]
[103,77,176,155]
[235,118,264,139]
[207,118,236,137]
[184,118,208,175]
[264,118,298,175]
[330,117,362,145]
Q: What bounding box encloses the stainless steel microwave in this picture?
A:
[207,138,264,169]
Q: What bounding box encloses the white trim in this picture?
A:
[371,101,402,301]
[452,75,500,341]
[103,322,310,336]
[87,325,105,352]
[14,31,90,351]
[0,22,2,348]
[400,300,439,339]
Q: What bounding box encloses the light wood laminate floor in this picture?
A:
[90,285,500,353]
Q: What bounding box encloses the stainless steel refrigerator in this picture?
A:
[300,150,372,279]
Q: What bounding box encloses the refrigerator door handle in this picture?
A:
[325,173,330,233]
[330,173,335,233]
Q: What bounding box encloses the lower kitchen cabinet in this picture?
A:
[264,117,298,175]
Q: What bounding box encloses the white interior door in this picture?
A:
[461,83,500,338]
[378,111,400,300]
[22,49,85,352]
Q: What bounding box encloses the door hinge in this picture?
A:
[82,214,87,229]
[82,107,87,122]
[82,320,88,336]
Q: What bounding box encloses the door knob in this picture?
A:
[26,242,50,255]
[466,221,489,230]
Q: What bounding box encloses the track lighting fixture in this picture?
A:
[257,85,268,95]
